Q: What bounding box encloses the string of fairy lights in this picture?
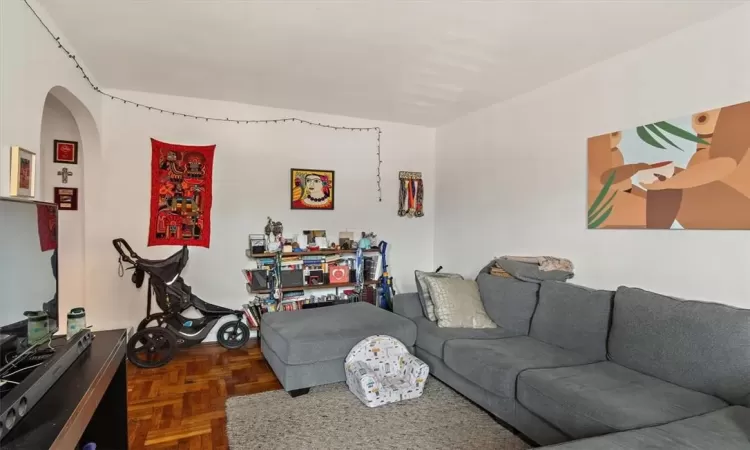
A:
[22,0,383,201]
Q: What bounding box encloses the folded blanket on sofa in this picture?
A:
[478,256,574,283]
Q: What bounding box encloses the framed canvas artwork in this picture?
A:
[53,140,78,164]
[588,99,750,229]
[291,168,334,210]
[10,146,36,198]
[54,187,79,211]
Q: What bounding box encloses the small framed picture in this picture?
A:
[54,187,79,211]
[10,146,36,198]
[54,140,79,164]
[291,168,334,210]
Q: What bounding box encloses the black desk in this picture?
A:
[2,329,129,450]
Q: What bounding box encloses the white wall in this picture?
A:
[93,89,435,330]
[40,94,86,332]
[435,5,750,307]
[1,0,104,331]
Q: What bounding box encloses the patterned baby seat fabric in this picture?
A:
[344,335,429,407]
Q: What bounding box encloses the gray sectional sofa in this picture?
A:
[392,273,750,448]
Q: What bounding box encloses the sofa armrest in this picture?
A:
[392,293,425,320]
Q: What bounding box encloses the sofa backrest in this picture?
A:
[477,273,538,335]
[609,286,750,407]
[529,281,613,361]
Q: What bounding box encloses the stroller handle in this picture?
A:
[113,238,140,264]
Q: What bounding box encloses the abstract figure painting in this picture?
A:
[588,99,750,229]
[10,146,36,198]
[149,139,215,247]
[291,168,334,210]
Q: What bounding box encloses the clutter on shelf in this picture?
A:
[244,223,393,314]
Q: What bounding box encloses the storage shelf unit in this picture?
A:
[245,248,382,295]
[246,249,381,258]
[246,280,378,295]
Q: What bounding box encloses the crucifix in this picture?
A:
[57,167,74,184]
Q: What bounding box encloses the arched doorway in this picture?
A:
[38,86,102,334]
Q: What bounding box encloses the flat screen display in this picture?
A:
[0,199,59,340]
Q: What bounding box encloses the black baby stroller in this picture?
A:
[113,238,250,368]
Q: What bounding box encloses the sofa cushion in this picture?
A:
[415,270,463,321]
[413,317,520,358]
[425,277,496,328]
[541,406,750,450]
[518,361,728,439]
[443,336,598,398]
[477,273,539,335]
[261,303,417,365]
[529,281,612,361]
[609,286,750,406]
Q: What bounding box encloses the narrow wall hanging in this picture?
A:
[398,171,424,217]
[37,203,57,251]
[148,138,215,247]
[588,99,750,229]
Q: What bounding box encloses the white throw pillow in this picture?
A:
[415,270,463,321]
[425,277,497,329]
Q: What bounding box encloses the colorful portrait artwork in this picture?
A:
[291,168,334,210]
[148,139,215,247]
[588,99,750,229]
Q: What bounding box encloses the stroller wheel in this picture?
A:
[127,327,177,369]
[137,313,165,331]
[217,321,250,350]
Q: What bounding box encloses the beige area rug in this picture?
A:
[225,377,530,450]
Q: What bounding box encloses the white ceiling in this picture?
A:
[40,0,741,126]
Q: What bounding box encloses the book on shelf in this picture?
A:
[242,303,259,328]
[241,269,253,284]
[325,254,342,263]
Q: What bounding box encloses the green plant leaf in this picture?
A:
[646,124,682,151]
[654,121,710,145]
[588,190,617,222]
[636,126,665,149]
[588,206,613,229]
[588,170,615,216]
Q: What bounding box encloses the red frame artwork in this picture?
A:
[53,140,78,164]
[148,138,215,247]
[54,187,78,211]
[290,168,335,210]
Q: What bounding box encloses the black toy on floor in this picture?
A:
[113,239,249,368]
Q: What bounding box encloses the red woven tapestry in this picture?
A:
[148,138,215,247]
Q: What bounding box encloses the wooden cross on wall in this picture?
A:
[57,167,73,184]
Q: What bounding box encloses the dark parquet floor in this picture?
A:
[127,341,281,449]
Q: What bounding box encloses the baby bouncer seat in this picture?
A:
[344,335,429,407]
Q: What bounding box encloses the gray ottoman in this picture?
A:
[260,302,417,396]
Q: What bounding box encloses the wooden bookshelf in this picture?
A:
[246,280,378,294]
[246,249,380,258]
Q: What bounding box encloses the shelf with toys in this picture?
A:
[243,219,385,314]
